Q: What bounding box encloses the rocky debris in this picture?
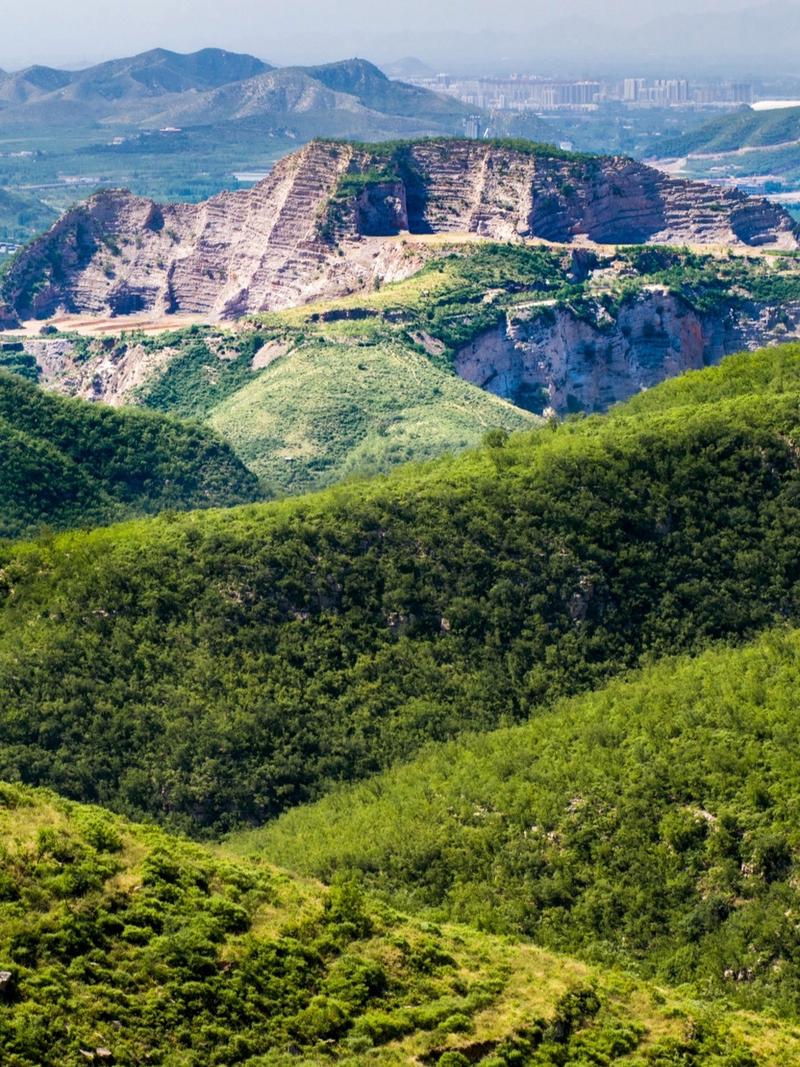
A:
[3,140,796,323]
[454,288,800,416]
[251,339,291,369]
[410,330,447,357]
[20,336,177,406]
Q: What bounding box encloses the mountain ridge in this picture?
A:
[0,50,473,137]
[659,104,800,157]
[0,47,273,106]
[4,346,800,831]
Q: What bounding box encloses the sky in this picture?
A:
[0,0,794,75]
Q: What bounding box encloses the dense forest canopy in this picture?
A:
[3,346,800,835]
[246,626,800,1016]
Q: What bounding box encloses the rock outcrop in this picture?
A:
[330,141,798,247]
[455,288,800,415]
[3,139,797,322]
[20,335,179,404]
[0,301,19,330]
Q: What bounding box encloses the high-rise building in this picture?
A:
[463,115,481,139]
[556,81,600,106]
[654,79,689,104]
[623,78,646,102]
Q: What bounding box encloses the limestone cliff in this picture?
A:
[2,139,797,323]
[454,289,800,415]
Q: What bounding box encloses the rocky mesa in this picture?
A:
[2,138,798,323]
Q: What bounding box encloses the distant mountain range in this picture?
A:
[0,47,271,106]
[0,48,474,136]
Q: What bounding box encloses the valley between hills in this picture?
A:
[5,129,800,1067]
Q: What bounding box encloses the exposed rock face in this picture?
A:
[334,141,798,248]
[3,141,356,322]
[3,139,797,322]
[22,291,800,416]
[22,336,179,405]
[455,289,800,415]
[0,301,19,330]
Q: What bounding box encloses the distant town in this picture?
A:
[416,74,757,112]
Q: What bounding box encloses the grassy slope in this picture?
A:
[208,339,537,494]
[127,244,577,494]
[0,783,796,1067]
[237,626,800,1017]
[0,370,259,539]
[4,347,800,833]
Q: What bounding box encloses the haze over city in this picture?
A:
[2,0,799,75]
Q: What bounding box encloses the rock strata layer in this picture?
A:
[2,139,797,322]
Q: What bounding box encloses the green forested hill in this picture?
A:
[4,346,800,833]
[0,188,56,245]
[6,340,800,1063]
[607,340,800,415]
[1,785,790,1067]
[241,626,800,1017]
[661,105,800,156]
[0,370,259,538]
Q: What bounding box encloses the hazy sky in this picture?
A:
[0,0,791,74]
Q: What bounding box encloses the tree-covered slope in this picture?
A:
[4,346,800,831]
[0,187,56,245]
[241,626,800,1018]
[661,105,800,156]
[607,340,800,416]
[0,370,259,538]
[1,784,790,1067]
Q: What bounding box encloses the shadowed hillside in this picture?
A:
[0,370,259,538]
